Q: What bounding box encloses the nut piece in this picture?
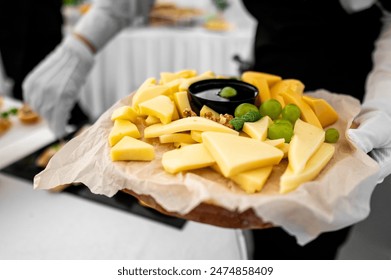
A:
[182,108,197,118]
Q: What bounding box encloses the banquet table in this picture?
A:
[79,25,255,120]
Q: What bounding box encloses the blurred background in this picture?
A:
[67,0,256,121]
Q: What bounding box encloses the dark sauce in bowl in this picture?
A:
[188,79,258,115]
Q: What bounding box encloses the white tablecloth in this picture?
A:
[80,26,255,120]
[0,172,248,259]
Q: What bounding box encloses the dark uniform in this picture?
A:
[241,0,389,259]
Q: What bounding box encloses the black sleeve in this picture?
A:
[379,0,391,12]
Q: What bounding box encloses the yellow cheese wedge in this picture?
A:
[202,131,284,177]
[302,95,339,128]
[280,143,335,194]
[230,166,273,193]
[270,79,305,99]
[264,138,285,148]
[144,116,238,138]
[279,91,322,128]
[108,119,141,147]
[242,116,272,141]
[241,71,282,87]
[200,105,220,119]
[279,142,290,158]
[162,143,215,174]
[159,133,196,144]
[179,71,215,91]
[160,72,179,84]
[145,115,160,126]
[110,136,154,161]
[175,69,197,79]
[173,91,192,118]
[163,78,182,94]
[190,130,203,142]
[288,119,325,174]
[138,95,174,124]
[241,76,271,105]
[111,106,137,122]
[132,84,171,110]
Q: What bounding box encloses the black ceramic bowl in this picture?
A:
[188,79,258,115]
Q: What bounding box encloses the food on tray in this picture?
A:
[107,69,340,194]
[0,96,3,108]
[0,118,12,135]
[149,2,204,27]
[17,104,40,124]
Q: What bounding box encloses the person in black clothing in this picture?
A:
[241,0,391,259]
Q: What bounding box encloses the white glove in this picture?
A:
[23,35,94,138]
[348,100,391,183]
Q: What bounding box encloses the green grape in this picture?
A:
[274,119,293,129]
[230,117,245,131]
[259,99,282,120]
[219,86,237,98]
[282,103,301,124]
[325,128,340,143]
[268,122,294,143]
[241,110,262,122]
[234,103,259,118]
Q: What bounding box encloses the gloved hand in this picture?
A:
[23,34,94,138]
[348,99,391,183]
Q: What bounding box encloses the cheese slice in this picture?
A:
[280,143,335,193]
[132,84,170,110]
[302,95,339,128]
[162,143,215,174]
[108,119,141,147]
[173,91,192,118]
[279,92,322,128]
[288,119,325,174]
[242,116,272,141]
[111,106,137,122]
[202,131,284,177]
[159,133,196,144]
[110,136,154,161]
[241,71,282,87]
[138,95,174,124]
[230,166,273,193]
[144,116,238,138]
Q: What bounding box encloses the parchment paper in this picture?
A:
[34,89,380,245]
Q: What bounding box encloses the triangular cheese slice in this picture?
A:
[162,143,215,174]
[280,142,335,193]
[202,131,284,177]
[288,119,325,174]
[242,116,272,141]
